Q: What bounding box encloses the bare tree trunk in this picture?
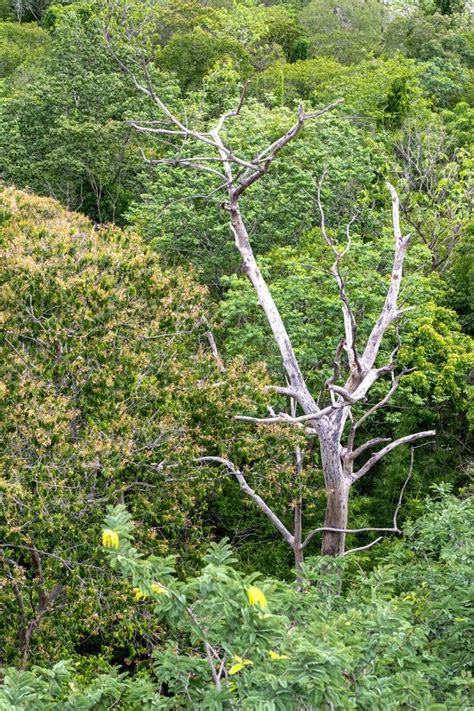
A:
[293,444,304,583]
[321,483,350,557]
[319,438,350,557]
[293,511,303,580]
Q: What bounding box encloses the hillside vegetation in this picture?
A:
[0,0,473,707]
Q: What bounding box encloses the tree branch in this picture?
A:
[324,338,345,406]
[352,430,435,482]
[357,182,411,374]
[315,174,360,376]
[206,331,225,373]
[345,437,392,463]
[235,402,348,430]
[197,457,294,546]
[229,205,318,413]
[343,537,384,556]
[143,155,228,180]
[185,606,222,690]
[346,368,415,453]
[301,525,402,551]
[233,100,343,199]
[303,447,417,551]
[214,81,249,132]
[264,384,302,399]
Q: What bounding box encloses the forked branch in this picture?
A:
[357,183,412,375]
[352,430,435,482]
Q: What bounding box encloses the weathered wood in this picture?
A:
[116,69,436,558]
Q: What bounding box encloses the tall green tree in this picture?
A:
[299,0,388,64]
[0,4,149,222]
[0,185,277,667]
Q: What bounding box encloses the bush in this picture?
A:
[2,491,471,709]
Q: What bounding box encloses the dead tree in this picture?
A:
[104,21,435,558]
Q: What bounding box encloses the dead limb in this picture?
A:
[352,431,435,482]
[197,457,294,546]
[105,18,437,558]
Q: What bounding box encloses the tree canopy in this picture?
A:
[0,0,472,706]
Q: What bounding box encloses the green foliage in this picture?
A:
[420,55,473,107]
[2,492,472,708]
[334,55,426,127]
[4,0,80,22]
[0,186,273,666]
[0,0,472,695]
[256,56,349,106]
[431,0,468,14]
[0,21,47,79]
[128,105,382,280]
[299,0,388,64]
[209,1,303,68]
[0,186,313,666]
[101,0,214,50]
[0,4,150,222]
[392,116,473,268]
[0,660,160,709]
[158,29,251,92]
[0,0,11,19]
[446,224,474,332]
[384,10,474,63]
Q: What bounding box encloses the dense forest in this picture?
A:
[0,0,473,707]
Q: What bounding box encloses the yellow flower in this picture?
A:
[133,587,147,601]
[102,529,119,549]
[247,585,267,609]
[228,656,253,676]
[268,650,288,661]
[151,582,167,595]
